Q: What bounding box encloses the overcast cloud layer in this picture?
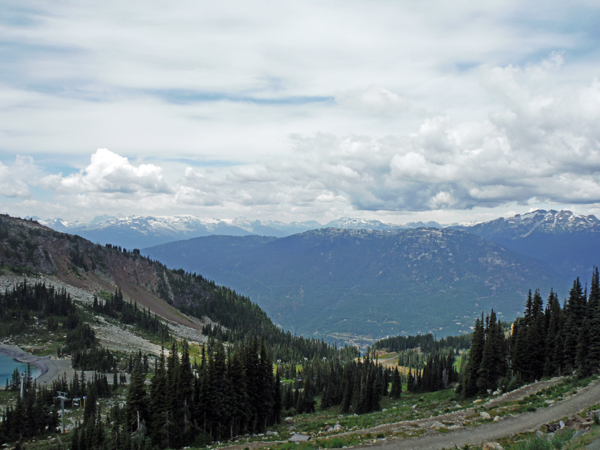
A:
[1,0,600,223]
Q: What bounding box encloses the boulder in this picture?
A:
[289,434,311,442]
[285,417,295,424]
[430,421,446,430]
[482,442,503,450]
[480,412,491,419]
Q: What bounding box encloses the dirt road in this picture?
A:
[368,379,600,449]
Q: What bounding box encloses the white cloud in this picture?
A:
[0,156,36,198]
[2,1,600,222]
[5,54,600,221]
[41,149,172,195]
[336,85,410,115]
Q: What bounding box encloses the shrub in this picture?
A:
[509,436,551,450]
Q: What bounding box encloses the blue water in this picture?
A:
[0,354,41,387]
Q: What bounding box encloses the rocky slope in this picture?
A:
[0,215,277,345]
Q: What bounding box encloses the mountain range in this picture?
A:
[452,209,600,278]
[142,227,563,343]
[33,208,600,344]
[36,215,442,248]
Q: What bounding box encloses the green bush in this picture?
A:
[507,373,525,392]
[325,438,344,448]
[509,436,552,450]
[550,428,574,449]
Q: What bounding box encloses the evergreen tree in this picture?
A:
[150,347,169,448]
[543,290,561,376]
[587,267,600,372]
[126,359,148,434]
[563,278,586,372]
[463,314,484,397]
[390,368,402,399]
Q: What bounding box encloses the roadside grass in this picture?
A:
[496,426,592,450]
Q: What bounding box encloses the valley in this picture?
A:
[143,227,564,343]
[2,213,600,450]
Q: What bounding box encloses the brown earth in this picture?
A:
[0,215,202,330]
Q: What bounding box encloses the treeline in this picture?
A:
[203,323,358,363]
[73,339,281,450]
[176,273,359,363]
[279,354,398,417]
[372,333,471,353]
[0,280,76,336]
[137,249,359,363]
[93,288,170,342]
[50,369,118,400]
[0,280,117,371]
[406,351,458,393]
[459,268,600,397]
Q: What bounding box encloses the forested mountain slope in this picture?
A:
[0,214,315,353]
[454,209,600,278]
[143,227,564,342]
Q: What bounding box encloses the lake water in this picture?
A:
[0,354,41,388]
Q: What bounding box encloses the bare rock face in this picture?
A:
[33,246,57,274]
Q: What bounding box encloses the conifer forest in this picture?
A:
[459,268,600,397]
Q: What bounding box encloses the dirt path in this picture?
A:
[367,379,600,449]
[219,378,598,450]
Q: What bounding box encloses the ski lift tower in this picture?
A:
[19,372,27,398]
[56,391,69,433]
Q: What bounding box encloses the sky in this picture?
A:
[1,0,600,225]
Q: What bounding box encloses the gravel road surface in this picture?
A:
[367,379,600,449]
